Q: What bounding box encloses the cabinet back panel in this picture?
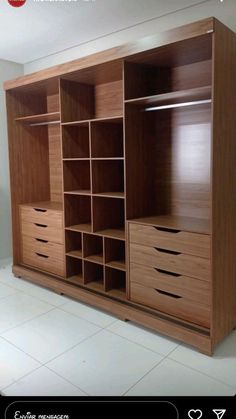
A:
[48,124,63,202]
[95,80,123,118]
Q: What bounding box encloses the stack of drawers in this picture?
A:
[129,223,211,328]
[20,203,65,277]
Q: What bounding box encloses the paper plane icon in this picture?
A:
[212,409,226,419]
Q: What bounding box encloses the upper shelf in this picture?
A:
[15,112,61,125]
[125,86,211,108]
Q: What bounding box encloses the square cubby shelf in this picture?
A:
[92,196,125,240]
[65,194,92,233]
[84,261,104,291]
[83,234,103,265]
[62,124,90,159]
[65,230,82,259]
[105,238,126,271]
[91,120,123,158]
[105,267,126,299]
[66,256,83,285]
[92,159,124,198]
[63,160,91,194]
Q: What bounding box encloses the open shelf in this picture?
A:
[93,192,125,199]
[83,234,104,265]
[66,257,83,281]
[124,86,211,108]
[62,124,90,159]
[84,260,104,288]
[64,190,91,196]
[60,65,123,123]
[66,224,92,233]
[105,266,126,295]
[129,215,210,235]
[105,238,126,271]
[91,120,123,158]
[61,116,123,126]
[92,160,124,196]
[96,228,125,240]
[65,230,83,259]
[15,112,60,125]
[63,160,91,193]
[64,195,92,229]
[93,196,125,235]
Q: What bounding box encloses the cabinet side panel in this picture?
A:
[212,21,236,346]
[6,92,51,264]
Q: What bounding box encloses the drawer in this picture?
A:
[130,243,210,281]
[20,205,63,229]
[22,237,65,277]
[130,263,210,305]
[21,221,63,244]
[129,223,210,258]
[130,282,210,328]
[22,235,64,260]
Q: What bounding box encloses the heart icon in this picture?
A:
[188,410,203,419]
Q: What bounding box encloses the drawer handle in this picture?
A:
[35,252,49,259]
[154,227,180,234]
[155,247,181,255]
[154,268,181,277]
[35,238,48,243]
[35,223,48,228]
[34,208,47,213]
[155,288,182,299]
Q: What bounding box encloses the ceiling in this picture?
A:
[0,0,216,64]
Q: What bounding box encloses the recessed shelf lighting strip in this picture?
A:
[145,99,212,112]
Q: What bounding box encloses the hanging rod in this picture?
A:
[30,120,61,127]
[145,99,212,112]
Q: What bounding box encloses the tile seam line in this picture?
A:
[24,0,211,65]
[166,355,236,391]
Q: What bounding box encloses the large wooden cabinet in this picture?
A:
[5,18,236,355]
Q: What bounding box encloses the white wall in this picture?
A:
[24,0,236,74]
[0,60,23,261]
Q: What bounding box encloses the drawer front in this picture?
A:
[22,236,64,260]
[22,237,65,277]
[129,223,210,258]
[21,221,63,244]
[130,263,210,305]
[130,243,210,281]
[130,282,210,328]
[20,205,63,230]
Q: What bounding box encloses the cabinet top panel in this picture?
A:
[4,17,215,91]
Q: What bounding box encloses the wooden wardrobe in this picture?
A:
[5,17,236,355]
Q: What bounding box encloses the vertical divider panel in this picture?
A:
[58,77,66,278]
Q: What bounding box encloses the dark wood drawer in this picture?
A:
[129,223,210,258]
[130,282,210,328]
[130,243,210,281]
[130,263,210,305]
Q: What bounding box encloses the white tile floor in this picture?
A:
[0,261,235,397]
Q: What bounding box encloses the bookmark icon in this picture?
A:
[212,410,226,419]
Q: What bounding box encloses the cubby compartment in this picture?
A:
[92,160,124,198]
[84,261,104,290]
[64,194,92,232]
[63,160,91,194]
[60,61,123,123]
[14,78,60,123]
[65,230,82,259]
[62,124,90,159]
[93,197,125,239]
[124,34,212,100]
[91,120,123,158]
[66,257,83,284]
[105,267,126,298]
[83,234,103,264]
[105,238,126,271]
